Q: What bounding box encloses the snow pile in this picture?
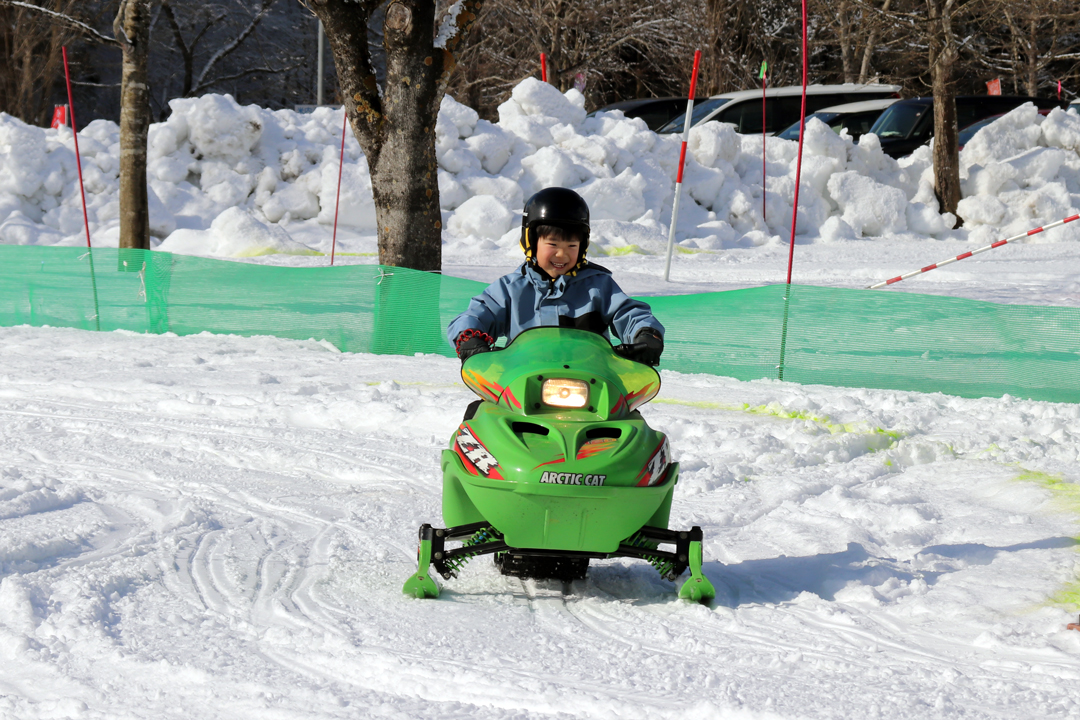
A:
[157,205,318,257]
[958,105,1080,244]
[5,83,1080,261]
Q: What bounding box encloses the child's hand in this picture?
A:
[632,328,664,367]
[455,329,495,363]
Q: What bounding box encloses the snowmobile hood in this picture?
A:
[460,327,660,421]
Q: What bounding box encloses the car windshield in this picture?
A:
[958,117,997,147]
[658,98,729,133]
[777,112,840,140]
[869,103,928,139]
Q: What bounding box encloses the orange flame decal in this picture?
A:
[463,369,504,403]
[625,382,656,413]
[500,386,522,409]
[576,437,617,460]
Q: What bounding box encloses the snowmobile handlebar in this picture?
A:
[612,341,656,366]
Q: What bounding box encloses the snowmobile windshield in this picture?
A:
[460,327,660,412]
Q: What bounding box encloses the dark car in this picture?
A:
[956,108,1053,150]
[590,97,688,131]
[868,96,1065,158]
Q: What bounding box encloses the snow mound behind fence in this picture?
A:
[13,84,1080,260]
[2,245,1078,404]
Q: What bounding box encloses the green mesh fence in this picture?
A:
[2,245,1079,404]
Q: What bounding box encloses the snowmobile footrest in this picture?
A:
[402,524,441,599]
[678,527,715,603]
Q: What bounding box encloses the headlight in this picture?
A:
[541,378,589,408]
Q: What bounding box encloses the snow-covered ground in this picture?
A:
[3,78,1080,718]
[1,324,1079,720]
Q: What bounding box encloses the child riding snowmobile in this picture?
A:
[402,188,715,602]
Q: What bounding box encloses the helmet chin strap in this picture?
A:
[520,227,535,263]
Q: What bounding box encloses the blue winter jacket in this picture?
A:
[447,262,664,348]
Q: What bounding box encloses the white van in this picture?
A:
[657,83,902,135]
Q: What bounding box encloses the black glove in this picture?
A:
[455,329,495,363]
[633,328,664,367]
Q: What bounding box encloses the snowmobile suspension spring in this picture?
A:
[625,532,676,579]
[441,526,501,575]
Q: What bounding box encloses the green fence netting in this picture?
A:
[2,245,1079,404]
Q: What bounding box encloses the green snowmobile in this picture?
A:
[403,327,715,602]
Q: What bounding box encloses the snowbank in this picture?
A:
[958,104,1080,244]
[3,82,1080,260]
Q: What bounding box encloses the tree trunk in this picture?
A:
[161,1,196,98]
[858,0,891,83]
[1024,17,1038,96]
[315,0,480,271]
[116,0,152,251]
[703,0,725,94]
[837,1,856,84]
[374,0,442,269]
[929,1,961,223]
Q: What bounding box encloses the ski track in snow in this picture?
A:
[1,325,1079,720]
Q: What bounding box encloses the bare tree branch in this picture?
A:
[192,0,275,92]
[197,60,305,88]
[0,0,120,46]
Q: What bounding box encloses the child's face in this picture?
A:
[535,235,580,276]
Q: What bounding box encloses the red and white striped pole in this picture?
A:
[540,53,548,83]
[663,49,701,282]
[868,214,1080,289]
[330,109,348,266]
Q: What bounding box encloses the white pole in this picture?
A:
[664,50,702,282]
[663,190,685,282]
[317,20,325,106]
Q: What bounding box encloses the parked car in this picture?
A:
[868,96,1066,158]
[589,97,688,131]
[776,98,898,142]
[656,83,901,135]
[956,108,1054,151]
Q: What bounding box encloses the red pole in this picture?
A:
[777,3,808,381]
[62,47,91,249]
[540,53,548,82]
[331,109,348,266]
[786,0,808,286]
[762,70,767,223]
[62,46,100,332]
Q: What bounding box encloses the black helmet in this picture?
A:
[519,187,591,273]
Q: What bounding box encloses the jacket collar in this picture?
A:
[522,262,564,294]
[519,261,610,287]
